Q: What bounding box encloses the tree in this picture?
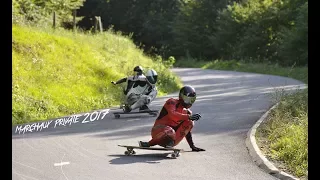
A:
[278,2,308,66]
[170,0,230,59]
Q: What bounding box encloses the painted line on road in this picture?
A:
[54,162,70,167]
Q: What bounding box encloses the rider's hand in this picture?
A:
[189,113,201,121]
[111,81,116,85]
[191,145,205,152]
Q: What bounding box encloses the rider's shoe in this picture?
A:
[138,141,150,147]
[139,105,151,112]
[164,139,175,148]
[123,105,132,113]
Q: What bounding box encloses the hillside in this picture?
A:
[12,25,182,125]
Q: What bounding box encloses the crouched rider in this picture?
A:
[111,66,158,112]
[138,85,205,152]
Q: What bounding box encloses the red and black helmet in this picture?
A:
[133,66,143,72]
[133,66,143,75]
[179,85,196,108]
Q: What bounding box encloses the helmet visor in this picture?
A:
[182,94,196,105]
[134,71,142,76]
[147,75,157,84]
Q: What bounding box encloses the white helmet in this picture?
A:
[146,69,158,84]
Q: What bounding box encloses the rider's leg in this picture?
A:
[131,95,149,111]
[146,89,157,105]
[123,94,140,112]
[139,89,158,111]
[172,120,194,146]
[140,120,194,148]
[140,125,176,148]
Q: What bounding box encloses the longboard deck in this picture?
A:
[118,144,183,158]
[113,110,158,118]
[118,145,182,151]
[113,110,158,115]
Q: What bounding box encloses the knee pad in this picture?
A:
[158,127,176,147]
[146,97,151,104]
[152,126,175,140]
[163,126,176,140]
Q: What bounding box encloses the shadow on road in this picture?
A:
[108,153,172,165]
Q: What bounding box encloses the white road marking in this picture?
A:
[59,153,69,180]
[54,161,70,167]
[127,118,140,122]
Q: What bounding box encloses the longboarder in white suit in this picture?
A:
[111,66,158,112]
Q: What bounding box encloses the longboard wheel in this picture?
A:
[115,114,120,119]
[171,150,180,158]
[131,150,136,155]
[125,151,130,155]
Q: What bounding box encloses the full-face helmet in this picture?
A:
[133,66,143,75]
[179,85,196,108]
[146,69,158,84]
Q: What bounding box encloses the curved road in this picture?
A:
[12,68,306,180]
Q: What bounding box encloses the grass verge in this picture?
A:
[12,24,182,125]
[256,89,308,179]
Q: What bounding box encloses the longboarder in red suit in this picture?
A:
[139,85,205,151]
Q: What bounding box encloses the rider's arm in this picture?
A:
[164,99,190,122]
[185,130,205,151]
[136,75,154,87]
[185,131,195,147]
[115,77,127,84]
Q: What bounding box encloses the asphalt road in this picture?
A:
[12,68,306,180]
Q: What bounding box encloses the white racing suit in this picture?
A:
[124,75,157,110]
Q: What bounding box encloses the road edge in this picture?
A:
[245,102,300,180]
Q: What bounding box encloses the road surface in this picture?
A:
[12,68,306,180]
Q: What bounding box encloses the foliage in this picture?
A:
[12,0,85,28]
[15,0,308,66]
[77,0,181,58]
[169,0,229,59]
[213,0,308,66]
[12,24,182,125]
[277,2,308,66]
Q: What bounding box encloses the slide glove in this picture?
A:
[111,81,116,85]
[189,113,201,121]
[191,145,206,152]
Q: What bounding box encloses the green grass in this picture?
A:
[12,24,182,125]
[175,58,308,178]
[256,89,308,179]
